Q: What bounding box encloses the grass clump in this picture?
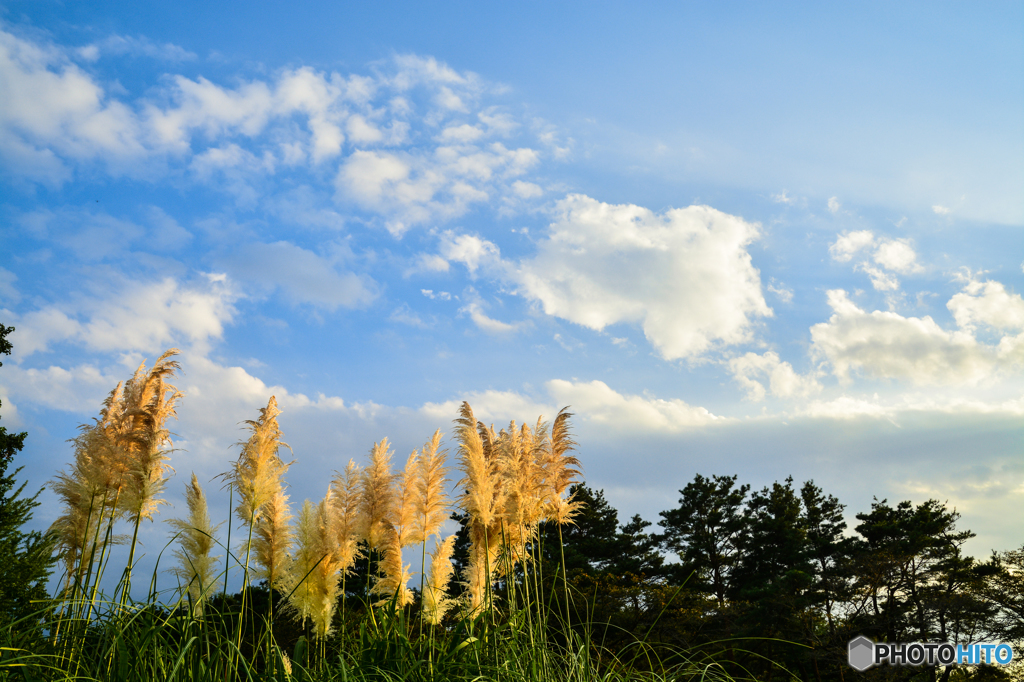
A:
[2,351,737,682]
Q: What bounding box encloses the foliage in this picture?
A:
[0,323,57,628]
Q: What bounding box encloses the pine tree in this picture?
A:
[0,324,56,624]
[657,473,749,607]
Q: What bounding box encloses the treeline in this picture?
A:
[514,476,1023,681]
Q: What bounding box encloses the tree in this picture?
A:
[800,480,856,640]
[608,514,665,581]
[657,474,749,607]
[539,484,622,576]
[851,498,983,682]
[982,545,1024,647]
[0,324,56,624]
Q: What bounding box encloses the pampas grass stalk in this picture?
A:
[221,394,290,674]
[285,490,345,641]
[119,349,182,604]
[167,473,220,617]
[414,430,449,617]
[358,438,397,553]
[330,460,363,635]
[370,522,413,611]
[422,534,456,626]
[455,402,506,617]
[357,438,397,615]
[539,407,580,625]
[392,450,419,548]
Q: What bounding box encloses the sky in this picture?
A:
[0,1,1022,588]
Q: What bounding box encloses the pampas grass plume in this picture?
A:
[167,473,221,616]
[414,430,449,544]
[371,523,413,610]
[422,534,456,625]
[358,438,396,551]
[330,459,363,572]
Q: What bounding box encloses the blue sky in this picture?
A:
[1,1,1022,583]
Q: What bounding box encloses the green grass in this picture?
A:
[0,554,745,682]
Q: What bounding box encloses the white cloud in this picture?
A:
[335,144,538,234]
[873,238,922,274]
[796,392,1024,421]
[515,194,771,360]
[421,289,451,300]
[798,395,893,420]
[439,124,484,143]
[7,276,237,358]
[545,379,724,432]
[0,362,122,412]
[420,390,554,425]
[827,196,841,214]
[933,205,952,215]
[767,278,793,303]
[420,379,722,434]
[856,263,900,291]
[810,289,1023,385]
[771,190,796,205]
[947,278,1024,333]
[0,27,146,180]
[511,180,543,198]
[830,231,922,291]
[728,351,820,401]
[460,300,518,334]
[438,231,501,276]
[77,35,196,62]
[829,230,875,262]
[406,253,450,276]
[1,29,551,223]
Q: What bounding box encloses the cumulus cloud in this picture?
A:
[336,143,539,234]
[0,362,123,413]
[438,231,502,276]
[810,288,1023,385]
[829,230,875,262]
[7,275,237,358]
[873,238,922,274]
[0,27,146,181]
[1,29,551,225]
[546,379,724,432]
[514,194,771,360]
[511,180,543,198]
[420,379,722,433]
[856,264,900,292]
[947,278,1024,333]
[728,351,820,401]
[827,197,841,214]
[829,230,922,291]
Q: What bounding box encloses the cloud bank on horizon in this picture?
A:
[0,10,1021,560]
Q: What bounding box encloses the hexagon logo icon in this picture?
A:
[848,636,875,671]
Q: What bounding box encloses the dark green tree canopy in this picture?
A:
[0,323,56,624]
[656,473,749,606]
